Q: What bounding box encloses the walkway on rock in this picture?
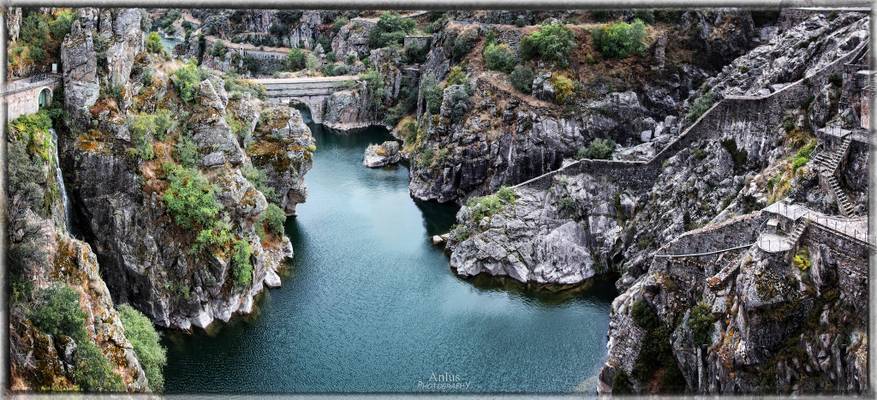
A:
[510,39,870,192]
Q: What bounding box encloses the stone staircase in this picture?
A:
[814,135,855,217]
[785,219,809,247]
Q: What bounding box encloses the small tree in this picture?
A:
[146,31,165,55]
[520,22,576,66]
[231,239,253,287]
[262,203,286,236]
[550,73,575,104]
[368,12,415,48]
[285,48,306,71]
[30,284,86,340]
[592,19,648,59]
[510,65,535,94]
[577,138,616,159]
[172,61,203,104]
[119,305,167,392]
[483,42,516,73]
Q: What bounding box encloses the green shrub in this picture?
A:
[129,114,156,160]
[262,203,286,236]
[210,41,228,58]
[509,65,535,94]
[368,12,415,48]
[173,134,200,168]
[231,239,253,287]
[333,16,349,33]
[224,72,266,100]
[550,73,575,104]
[119,305,167,392]
[30,284,86,340]
[73,340,125,392]
[791,140,816,172]
[483,42,516,73]
[466,186,517,221]
[446,65,468,87]
[689,302,716,346]
[10,110,53,162]
[362,68,387,111]
[154,109,175,140]
[161,163,222,230]
[193,219,233,253]
[171,61,204,104]
[422,75,443,114]
[242,165,277,203]
[451,28,480,61]
[520,22,576,66]
[685,91,716,122]
[577,138,616,159]
[592,19,648,59]
[8,10,73,73]
[146,31,165,55]
[793,247,811,271]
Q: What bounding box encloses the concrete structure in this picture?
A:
[250,75,360,123]
[3,74,62,121]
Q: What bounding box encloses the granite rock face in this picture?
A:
[59,9,308,330]
[363,141,402,168]
[7,113,149,392]
[248,106,315,215]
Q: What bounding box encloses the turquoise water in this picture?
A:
[163,124,615,393]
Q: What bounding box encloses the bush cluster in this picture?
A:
[161,163,222,230]
[520,22,576,66]
[592,19,648,59]
[550,73,576,104]
[146,32,165,55]
[172,61,205,104]
[685,91,716,122]
[285,48,306,71]
[368,12,415,48]
[31,284,124,392]
[451,28,479,61]
[483,42,516,73]
[577,138,616,159]
[688,302,716,346]
[231,239,254,287]
[509,66,535,94]
[119,305,167,392]
[8,10,74,74]
[466,186,517,222]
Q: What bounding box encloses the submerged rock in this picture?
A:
[363,141,402,168]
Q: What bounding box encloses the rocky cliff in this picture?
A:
[59,8,312,330]
[7,112,151,392]
[441,10,870,394]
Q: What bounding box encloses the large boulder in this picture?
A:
[363,141,402,168]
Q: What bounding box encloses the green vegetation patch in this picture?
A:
[161,162,222,230]
[630,299,686,392]
[510,65,535,94]
[231,239,254,287]
[172,61,205,104]
[466,186,518,222]
[577,138,616,159]
[119,305,167,392]
[685,91,716,123]
[368,12,415,48]
[591,19,648,59]
[793,247,811,272]
[689,302,716,346]
[521,22,576,66]
[483,42,516,73]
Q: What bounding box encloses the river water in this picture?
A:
[164,124,615,393]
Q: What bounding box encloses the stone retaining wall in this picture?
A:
[515,40,868,193]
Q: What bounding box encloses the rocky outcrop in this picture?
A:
[447,173,635,285]
[7,112,149,392]
[247,106,315,215]
[331,18,376,60]
[60,9,309,330]
[363,141,401,167]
